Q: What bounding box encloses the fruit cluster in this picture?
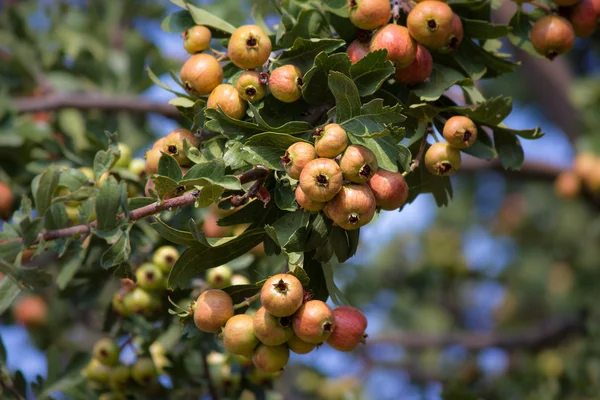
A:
[111,245,179,317]
[346,0,465,85]
[530,0,600,60]
[82,338,162,398]
[193,273,368,373]
[555,152,600,199]
[284,124,409,229]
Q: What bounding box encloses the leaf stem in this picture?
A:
[233,292,261,310]
[404,128,429,176]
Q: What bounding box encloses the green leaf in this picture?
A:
[404,149,453,207]
[0,277,21,315]
[322,263,349,307]
[508,11,544,59]
[56,246,87,290]
[494,124,544,140]
[51,187,96,205]
[146,66,186,96]
[204,108,263,137]
[46,346,60,385]
[462,17,511,39]
[328,71,361,123]
[168,97,196,108]
[467,96,512,125]
[19,218,43,246]
[34,166,60,217]
[152,218,198,246]
[412,65,468,102]
[0,240,22,264]
[168,229,265,289]
[244,133,309,171]
[302,52,351,104]
[160,10,195,34]
[249,104,313,134]
[330,226,360,263]
[277,9,332,48]
[93,132,120,181]
[196,184,225,208]
[179,159,242,190]
[341,99,405,137]
[187,3,237,36]
[58,168,92,191]
[222,284,261,314]
[95,176,123,233]
[275,179,298,212]
[152,175,181,199]
[101,229,131,268]
[349,50,395,97]
[276,38,346,72]
[349,134,411,172]
[158,153,184,181]
[460,39,518,78]
[303,256,328,301]
[264,210,311,252]
[494,129,524,170]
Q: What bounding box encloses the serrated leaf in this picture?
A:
[93,133,120,180]
[349,50,395,96]
[51,187,96,205]
[179,159,242,190]
[152,218,198,246]
[264,210,311,252]
[0,277,21,314]
[249,104,313,134]
[244,133,310,171]
[349,134,411,172]
[274,179,297,212]
[462,17,511,39]
[288,266,310,287]
[302,51,352,104]
[204,108,263,137]
[328,71,361,123]
[158,153,184,181]
[494,124,544,140]
[341,99,405,137]
[196,184,225,208]
[19,218,43,246]
[508,11,544,59]
[100,229,131,268]
[276,38,346,72]
[412,65,468,102]
[168,229,265,289]
[277,9,332,49]
[95,176,123,233]
[34,166,60,217]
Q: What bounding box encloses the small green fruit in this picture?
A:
[135,263,165,291]
[109,364,131,392]
[183,25,212,54]
[152,245,180,273]
[206,265,233,289]
[131,358,158,385]
[93,338,120,366]
[223,314,260,356]
[115,143,132,168]
[123,288,154,314]
[287,335,316,354]
[128,158,146,179]
[252,344,290,373]
[82,358,111,384]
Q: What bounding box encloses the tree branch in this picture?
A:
[13,92,181,119]
[368,315,584,351]
[459,158,564,182]
[28,167,270,245]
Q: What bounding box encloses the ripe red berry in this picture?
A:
[223,314,260,356]
[228,25,272,69]
[346,39,370,64]
[554,171,581,199]
[180,53,223,95]
[339,144,378,183]
[314,123,349,158]
[368,169,409,210]
[0,182,13,220]
[269,65,304,103]
[424,142,462,176]
[407,1,454,49]
[441,13,464,52]
[13,295,47,327]
[193,289,234,333]
[253,307,293,346]
[326,306,368,352]
[531,15,575,60]
[252,344,290,373]
[299,158,344,202]
[369,24,417,68]
[295,185,325,212]
[260,274,304,317]
[183,25,212,54]
[347,0,392,30]
[207,84,247,120]
[394,44,433,85]
[325,184,377,230]
[292,300,335,344]
[442,116,478,149]
[566,0,598,38]
[281,142,317,180]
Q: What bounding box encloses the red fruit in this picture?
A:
[407,1,454,49]
[236,71,267,103]
[162,128,201,167]
[203,212,231,238]
[424,142,462,176]
[193,289,234,333]
[567,0,598,38]
[0,182,13,220]
[368,169,408,210]
[593,0,600,14]
[145,138,165,175]
[253,307,293,346]
[442,116,478,149]
[260,274,304,317]
[441,13,464,52]
[295,186,325,212]
[252,344,290,373]
[180,53,223,95]
[339,144,378,183]
[286,335,316,354]
[325,184,376,230]
[228,25,272,69]
[292,300,335,344]
[314,123,349,158]
[370,24,417,68]
[269,65,304,103]
[554,171,581,199]
[531,15,575,60]
[347,0,392,30]
[207,84,247,120]
[394,44,432,85]
[346,39,370,64]
[326,306,368,352]
[223,314,260,356]
[299,158,344,202]
[183,25,212,54]
[281,142,317,180]
[13,295,47,326]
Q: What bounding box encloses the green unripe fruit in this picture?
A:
[82,358,111,384]
[135,263,165,291]
[206,265,233,289]
[231,274,251,285]
[183,25,212,54]
[236,71,267,102]
[109,364,131,392]
[222,314,260,356]
[128,158,146,179]
[424,142,461,176]
[123,288,154,314]
[287,335,316,354]
[112,293,131,316]
[252,344,290,373]
[93,338,120,366]
[115,143,132,168]
[131,358,158,385]
[152,245,180,273]
[253,307,294,346]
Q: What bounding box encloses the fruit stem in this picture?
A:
[405,130,429,175]
[233,292,261,310]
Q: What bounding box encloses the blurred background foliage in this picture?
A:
[1,0,600,399]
